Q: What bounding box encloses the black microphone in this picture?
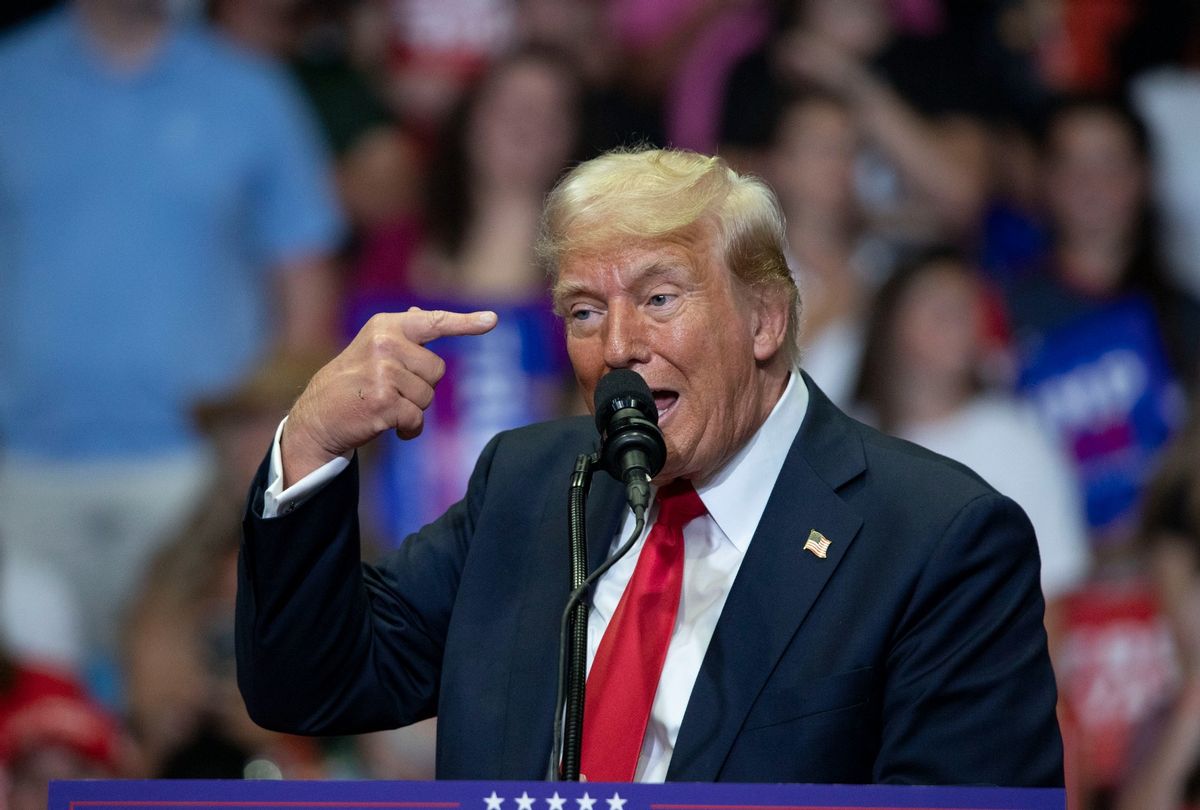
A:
[593,369,667,516]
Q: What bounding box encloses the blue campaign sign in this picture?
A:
[50,779,1064,810]
[1017,294,1182,533]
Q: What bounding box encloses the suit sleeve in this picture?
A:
[874,492,1065,787]
[235,433,500,736]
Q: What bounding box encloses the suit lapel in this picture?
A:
[668,377,866,781]
[497,445,626,778]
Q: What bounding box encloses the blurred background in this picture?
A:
[0,0,1198,807]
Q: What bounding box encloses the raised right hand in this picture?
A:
[281,308,498,486]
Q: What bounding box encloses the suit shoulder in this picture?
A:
[845,416,1011,528]
[819,415,1041,607]
[494,416,595,446]
[486,417,597,469]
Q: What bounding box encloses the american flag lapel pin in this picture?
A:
[803,529,831,559]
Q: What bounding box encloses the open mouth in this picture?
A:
[652,390,679,423]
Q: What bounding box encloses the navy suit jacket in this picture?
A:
[236,377,1063,785]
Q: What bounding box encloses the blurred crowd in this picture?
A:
[0,0,1198,807]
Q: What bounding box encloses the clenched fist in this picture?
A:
[280,308,498,486]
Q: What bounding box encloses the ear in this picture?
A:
[750,286,791,363]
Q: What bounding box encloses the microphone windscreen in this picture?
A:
[593,369,656,434]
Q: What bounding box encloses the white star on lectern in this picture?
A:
[516,792,535,810]
[547,792,566,810]
[577,792,596,810]
[484,791,505,810]
[605,793,626,810]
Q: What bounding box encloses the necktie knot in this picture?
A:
[654,480,706,532]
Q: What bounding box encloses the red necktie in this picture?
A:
[580,480,707,781]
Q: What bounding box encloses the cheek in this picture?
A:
[656,317,697,350]
[566,336,603,392]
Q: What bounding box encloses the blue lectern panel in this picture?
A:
[50,779,1064,810]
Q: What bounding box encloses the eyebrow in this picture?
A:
[551,277,590,312]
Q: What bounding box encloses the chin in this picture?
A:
[652,445,685,482]
[655,453,701,485]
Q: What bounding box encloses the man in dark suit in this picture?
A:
[236,148,1063,785]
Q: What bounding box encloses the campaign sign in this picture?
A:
[1018,295,1182,534]
[346,291,570,545]
[50,779,1064,810]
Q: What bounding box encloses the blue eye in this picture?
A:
[648,294,672,307]
[571,309,593,321]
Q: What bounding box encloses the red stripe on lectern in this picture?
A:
[652,804,975,810]
[69,802,461,809]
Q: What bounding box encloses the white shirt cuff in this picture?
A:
[262,416,352,518]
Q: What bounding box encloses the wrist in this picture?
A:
[280,415,341,488]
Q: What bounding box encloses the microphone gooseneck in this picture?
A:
[548,369,667,780]
[593,369,667,516]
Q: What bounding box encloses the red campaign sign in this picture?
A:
[1057,579,1178,787]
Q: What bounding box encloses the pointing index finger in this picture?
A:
[402,308,498,345]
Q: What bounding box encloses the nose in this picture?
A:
[601,300,651,370]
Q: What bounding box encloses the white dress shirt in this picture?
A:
[263,373,810,781]
[587,372,808,781]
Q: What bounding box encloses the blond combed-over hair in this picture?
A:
[538,147,801,365]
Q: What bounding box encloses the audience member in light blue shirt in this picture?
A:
[0,2,343,460]
[0,0,344,668]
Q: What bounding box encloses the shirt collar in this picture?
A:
[693,371,809,554]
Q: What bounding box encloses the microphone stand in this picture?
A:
[558,452,594,781]
[550,369,663,779]
[549,454,647,780]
